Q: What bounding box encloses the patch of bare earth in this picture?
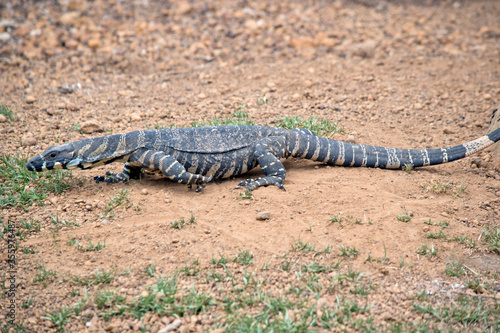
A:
[1,0,499,332]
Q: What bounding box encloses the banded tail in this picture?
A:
[290,127,500,169]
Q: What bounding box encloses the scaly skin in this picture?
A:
[26,125,500,191]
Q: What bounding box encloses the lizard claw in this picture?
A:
[94,175,105,184]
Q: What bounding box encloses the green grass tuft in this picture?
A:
[482,225,500,253]
[0,105,14,121]
[276,116,343,137]
[0,154,74,208]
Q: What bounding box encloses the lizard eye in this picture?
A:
[49,152,57,158]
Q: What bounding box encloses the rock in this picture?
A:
[81,121,103,134]
[315,32,340,47]
[25,95,36,104]
[66,103,80,111]
[470,157,484,168]
[350,40,377,58]
[141,189,149,195]
[59,12,80,26]
[176,3,193,16]
[104,319,121,331]
[256,211,270,220]
[290,37,316,50]
[345,135,356,143]
[176,97,187,105]
[0,114,7,123]
[129,113,142,121]
[88,39,102,51]
[158,318,182,333]
[443,127,454,134]
[0,33,10,42]
[22,137,37,146]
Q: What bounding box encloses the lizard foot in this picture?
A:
[238,177,286,191]
[94,171,129,185]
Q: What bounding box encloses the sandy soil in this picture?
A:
[1,0,499,332]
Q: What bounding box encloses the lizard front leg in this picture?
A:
[94,162,142,184]
[131,149,212,188]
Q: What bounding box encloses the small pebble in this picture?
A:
[25,95,36,104]
[256,211,270,220]
[88,39,102,51]
[470,157,484,168]
[158,318,182,333]
[22,137,37,146]
[81,121,103,134]
[345,135,356,143]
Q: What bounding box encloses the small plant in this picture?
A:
[50,214,79,230]
[210,253,230,269]
[22,247,36,254]
[33,265,58,285]
[339,244,359,258]
[453,235,476,249]
[78,237,105,251]
[329,215,344,226]
[21,296,33,308]
[20,218,41,233]
[445,258,466,277]
[301,262,334,273]
[191,105,255,127]
[280,259,291,272]
[291,240,316,252]
[70,123,82,133]
[94,290,127,312]
[171,214,195,230]
[101,189,130,219]
[397,209,412,223]
[276,116,344,137]
[425,230,447,240]
[256,94,269,105]
[0,153,73,208]
[466,278,489,294]
[416,244,438,257]
[454,183,468,197]
[0,105,14,121]
[421,179,451,194]
[43,306,74,333]
[315,244,332,257]
[145,261,155,277]
[239,190,254,200]
[351,283,371,296]
[233,249,254,266]
[402,163,414,173]
[69,270,115,286]
[437,221,449,228]
[482,225,500,253]
[181,259,200,276]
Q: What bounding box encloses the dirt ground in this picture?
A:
[1,0,500,332]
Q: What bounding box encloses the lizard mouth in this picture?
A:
[26,158,65,172]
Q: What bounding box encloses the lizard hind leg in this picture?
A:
[238,136,287,191]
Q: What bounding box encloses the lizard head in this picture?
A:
[26,142,86,172]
